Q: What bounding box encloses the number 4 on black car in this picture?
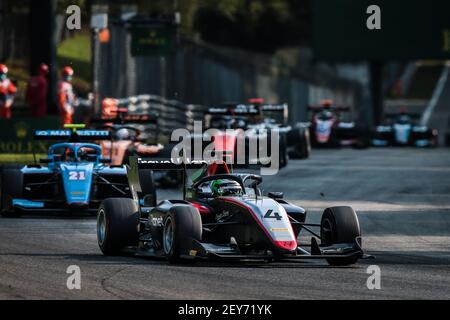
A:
[264,209,282,220]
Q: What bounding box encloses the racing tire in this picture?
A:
[446,132,450,147]
[288,128,311,159]
[138,169,157,206]
[97,198,140,256]
[279,134,288,168]
[353,127,371,149]
[163,205,202,264]
[299,129,311,159]
[320,206,361,266]
[1,169,23,218]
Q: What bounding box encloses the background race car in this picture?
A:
[373,112,438,147]
[204,99,310,169]
[95,98,182,188]
[0,125,153,217]
[306,100,370,148]
[97,157,369,266]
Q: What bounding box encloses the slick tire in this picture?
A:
[288,129,311,159]
[279,134,288,168]
[138,169,157,206]
[97,198,140,255]
[320,206,361,266]
[163,205,202,264]
[1,169,23,218]
[298,129,311,159]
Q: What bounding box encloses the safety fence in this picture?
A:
[112,94,207,133]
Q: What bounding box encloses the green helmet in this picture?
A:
[211,179,223,196]
[211,179,242,197]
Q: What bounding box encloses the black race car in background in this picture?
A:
[306,100,370,148]
[372,111,438,147]
[96,157,369,265]
[204,99,311,168]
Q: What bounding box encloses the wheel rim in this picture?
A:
[163,217,174,255]
[321,218,334,245]
[97,209,106,246]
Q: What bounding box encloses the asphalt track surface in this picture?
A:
[1,148,449,299]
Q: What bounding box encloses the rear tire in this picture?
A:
[163,205,202,264]
[97,198,140,255]
[320,206,361,266]
[1,170,23,218]
[289,128,311,159]
[279,134,288,168]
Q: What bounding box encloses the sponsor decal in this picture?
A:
[270,228,288,232]
[150,215,163,227]
[215,210,230,222]
[189,250,197,257]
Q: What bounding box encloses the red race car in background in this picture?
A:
[94,98,181,188]
[307,100,370,148]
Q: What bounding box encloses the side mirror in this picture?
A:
[39,158,52,164]
[268,191,284,199]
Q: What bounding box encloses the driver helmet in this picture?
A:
[211,179,243,197]
[78,149,87,160]
[318,110,333,120]
[66,150,76,161]
[398,115,410,124]
[116,128,131,140]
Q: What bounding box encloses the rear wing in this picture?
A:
[128,157,207,200]
[33,129,111,141]
[308,105,351,112]
[131,157,207,171]
[206,105,260,116]
[207,103,288,117]
[260,103,288,124]
[93,108,159,125]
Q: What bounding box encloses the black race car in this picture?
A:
[204,99,310,169]
[96,158,370,265]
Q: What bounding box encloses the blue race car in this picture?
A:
[372,112,438,147]
[0,125,154,217]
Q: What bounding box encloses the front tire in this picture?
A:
[97,198,140,255]
[1,169,23,218]
[320,206,361,266]
[163,205,202,264]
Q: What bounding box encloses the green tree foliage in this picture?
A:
[192,0,310,53]
[68,0,311,53]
